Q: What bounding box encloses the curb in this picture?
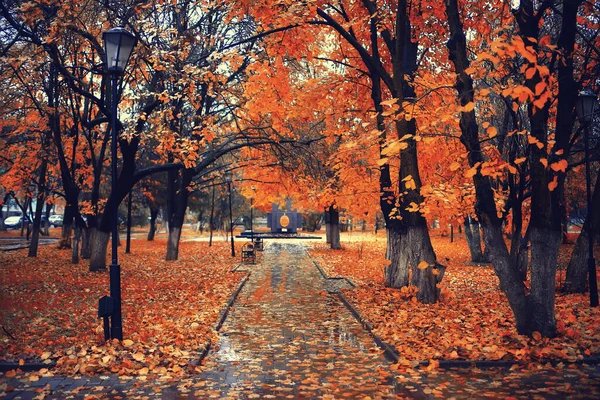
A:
[311,259,356,288]
[336,293,400,363]
[198,272,250,365]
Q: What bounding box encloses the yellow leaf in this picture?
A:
[41,352,51,360]
[377,158,389,166]
[417,261,429,270]
[133,353,145,362]
[514,157,527,165]
[122,339,134,347]
[463,102,475,112]
[450,161,461,171]
[540,158,548,167]
[487,126,497,138]
[507,165,518,174]
[138,367,149,375]
[464,66,476,75]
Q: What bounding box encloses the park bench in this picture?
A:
[241,242,256,264]
[253,237,264,251]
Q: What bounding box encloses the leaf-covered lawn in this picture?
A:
[309,235,600,365]
[0,239,244,378]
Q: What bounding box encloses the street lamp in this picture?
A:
[575,89,598,308]
[250,186,256,241]
[103,27,137,340]
[226,176,235,257]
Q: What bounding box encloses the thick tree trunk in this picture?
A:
[464,217,485,263]
[29,162,47,257]
[80,226,94,259]
[72,226,80,264]
[444,0,564,337]
[58,205,76,249]
[325,224,331,243]
[326,206,341,249]
[89,230,109,271]
[385,226,445,303]
[564,232,591,293]
[148,208,158,241]
[166,226,182,260]
[385,228,409,288]
[564,170,600,292]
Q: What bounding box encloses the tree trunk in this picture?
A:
[29,160,48,257]
[564,170,600,292]
[126,191,132,254]
[209,186,215,247]
[327,206,341,249]
[89,230,109,271]
[444,0,563,337]
[385,225,445,303]
[385,227,409,288]
[72,226,80,264]
[166,226,182,260]
[80,226,94,259]
[148,208,158,241]
[464,217,485,263]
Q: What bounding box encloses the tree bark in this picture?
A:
[58,205,75,249]
[326,205,341,249]
[90,230,109,271]
[80,226,94,259]
[72,226,80,264]
[564,170,600,292]
[464,216,485,263]
[148,208,158,241]
[166,226,182,260]
[29,159,48,257]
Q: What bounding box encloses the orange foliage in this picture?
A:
[0,240,244,377]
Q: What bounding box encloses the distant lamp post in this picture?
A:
[226,176,235,257]
[575,89,598,308]
[102,27,137,340]
[250,186,256,241]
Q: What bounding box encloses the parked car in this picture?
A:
[49,215,63,227]
[4,215,31,229]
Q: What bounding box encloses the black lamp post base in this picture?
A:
[109,263,123,340]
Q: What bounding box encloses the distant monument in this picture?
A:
[267,199,302,233]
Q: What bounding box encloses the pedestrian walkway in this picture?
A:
[194,241,415,398]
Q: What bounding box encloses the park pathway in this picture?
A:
[195,241,420,398]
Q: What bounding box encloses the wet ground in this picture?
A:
[2,242,600,398]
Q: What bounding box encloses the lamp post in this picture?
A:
[575,89,598,308]
[227,177,235,257]
[250,186,256,241]
[103,27,137,340]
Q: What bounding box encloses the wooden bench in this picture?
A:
[241,242,256,264]
[253,237,264,251]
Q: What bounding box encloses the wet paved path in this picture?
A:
[195,242,413,398]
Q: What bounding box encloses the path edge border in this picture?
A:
[198,271,250,365]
